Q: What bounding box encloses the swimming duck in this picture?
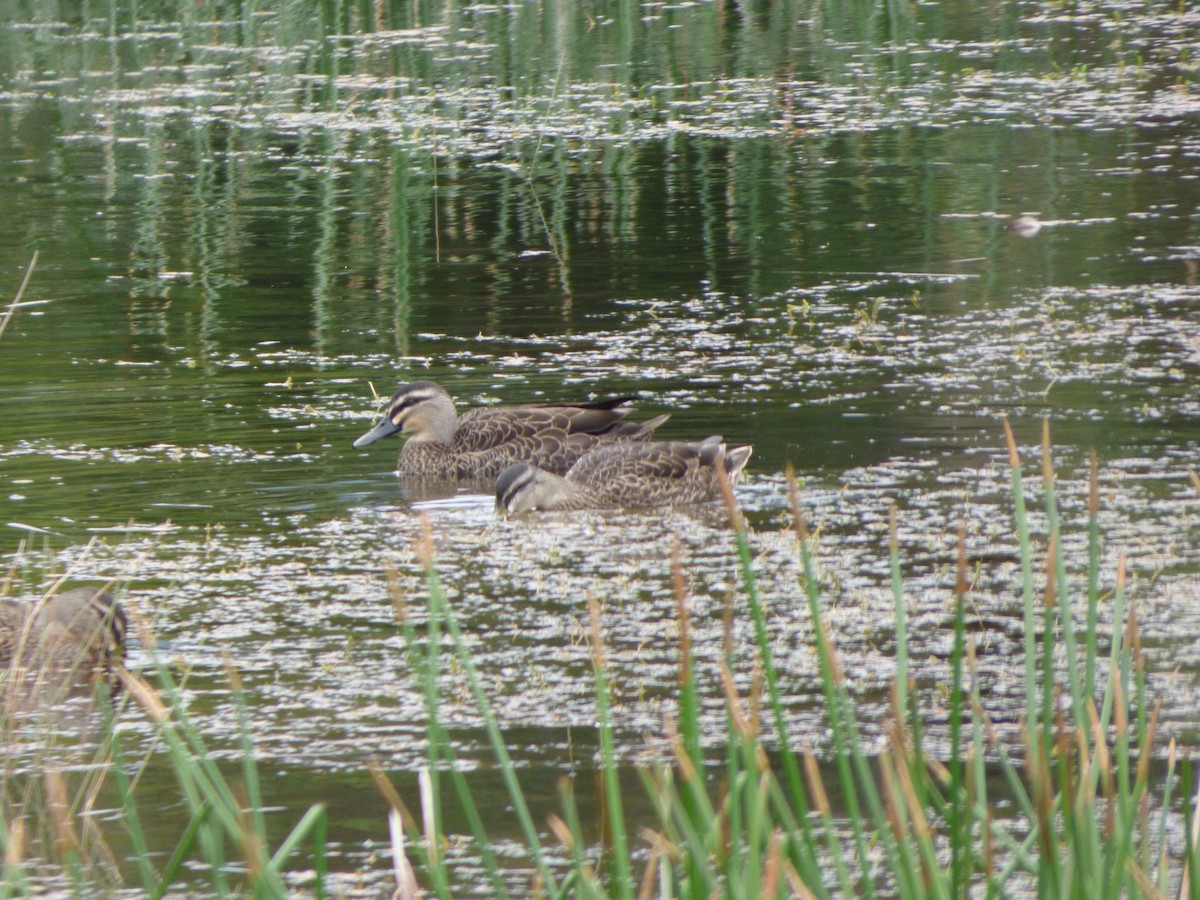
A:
[353,380,669,478]
[494,437,753,514]
[1006,214,1042,237]
[0,587,127,675]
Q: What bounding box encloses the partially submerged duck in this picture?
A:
[495,437,753,514]
[0,587,127,677]
[354,380,668,478]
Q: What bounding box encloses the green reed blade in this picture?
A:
[649,766,717,896]
[671,543,711,895]
[420,562,444,863]
[586,597,633,899]
[423,554,559,894]
[230,674,269,866]
[796,748,856,898]
[797,535,907,899]
[1154,745,1177,894]
[672,544,703,793]
[950,531,968,899]
[1086,451,1100,704]
[967,643,991,865]
[311,808,327,900]
[888,504,909,757]
[136,663,231,894]
[267,804,328,875]
[391,561,498,899]
[153,801,214,900]
[423,722,493,899]
[378,716,496,900]
[723,715,745,884]
[1186,761,1200,900]
[1002,421,1039,743]
[1041,423,1086,724]
[555,777,602,900]
[101,702,157,896]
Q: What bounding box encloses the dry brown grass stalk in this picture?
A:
[670,542,690,691]
[785,859,820,900]
[116,667,170,723]
[955,522,970,595]
[5,818,25,869]
[1044,532,1058,612]
[878,747,908,845]
[668,718,698,784]
[367,760,420,834]
[1041,417,1055,488]
[635,833,663,900]
[0,251,38,345]
[546,813,574,852]
[714,459,742,534]
[716,658,755,743]
[801,749,830,821]
[389,805,423,900]
[816,619,844,687]
[385,563,411,625]
[786,463,809,544]
[761,826,783,895]
[43,767,77,859]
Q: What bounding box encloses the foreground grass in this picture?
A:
[384,420,1199,899]
[0,421,1197,897]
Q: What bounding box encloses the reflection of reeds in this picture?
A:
[382,421,1193,898]
[3,239,331,898]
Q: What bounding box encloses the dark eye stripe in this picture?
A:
[498,467,537,508]
[88,593,128,650]
[391,388,436,416]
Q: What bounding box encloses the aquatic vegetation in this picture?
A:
[379,421,1198,897]
[0,419,1195,896]
[0,1,1197,896]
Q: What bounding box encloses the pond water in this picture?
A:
[1,0,1198,894]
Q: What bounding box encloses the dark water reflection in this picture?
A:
[1,0,1198,893]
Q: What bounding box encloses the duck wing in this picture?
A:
[453,401,633,453]
[563,438,738,506]
[568,440,704,480]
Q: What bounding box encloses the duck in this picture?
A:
[353,380,669,479]
[1006,214,1042,237]
[0,587,127,675]
[494,437,753,514]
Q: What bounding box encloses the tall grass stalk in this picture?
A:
[586,594,632,899]
[4,424,1186,897]
[0,251,38,345]
[2,647,328,896]
[383,559,503,900]
[389,424,1181,898]
[410,516,559,896]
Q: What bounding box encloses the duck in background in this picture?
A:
[495,437,752,514]
[0,586,127,680]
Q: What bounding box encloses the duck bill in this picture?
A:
[352,416,401,448]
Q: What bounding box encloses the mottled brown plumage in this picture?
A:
[353,380,668,478]
[494,437,753,514]
[0,587,127,675]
